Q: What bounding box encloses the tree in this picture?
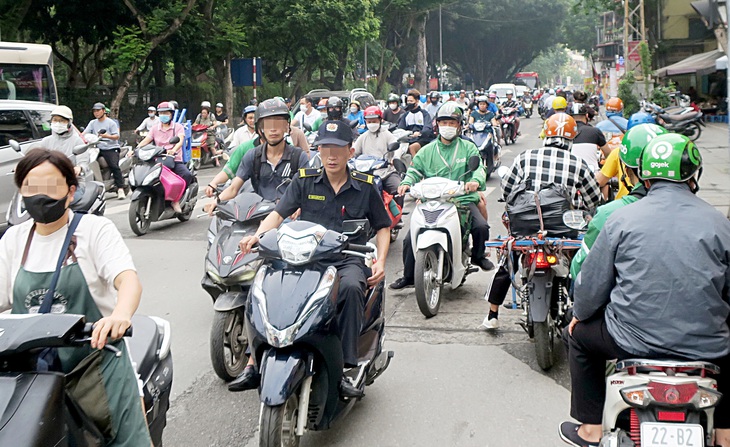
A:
[109,0,198,116]
[0,0,33,42]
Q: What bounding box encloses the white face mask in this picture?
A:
[148,113,156,118]
[51,122,69,134]
[389,103,398,110]
[350,107,359,114]
[300,105,308,113]
[366,122,380,133]
[439,126,458,141]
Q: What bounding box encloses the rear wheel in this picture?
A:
[390,228,399,242]
[210,309,248,381]
[415,246,443,318]
[128,197,151,236]
[684,122,702,141]
[177,205,193,222]
[534,315,556,371]
[259,394,300,447]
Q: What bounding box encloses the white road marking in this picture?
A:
[104,197,214,215]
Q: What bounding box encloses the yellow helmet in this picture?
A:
[552,97,567,110]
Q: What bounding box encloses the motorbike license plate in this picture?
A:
[191,147,201,159]
[641,423,703,447]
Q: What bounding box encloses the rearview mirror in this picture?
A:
[303,123,313,132]
[496,166,510,179]
[8,140,21,152]
[72,143,90,155]
[392,158,407,174]
[169,136,180,144]
[562,210,588,230]
[98,129,107,135]
[349,120,358,129]
[387,142,400,152]
[467,155,480,173]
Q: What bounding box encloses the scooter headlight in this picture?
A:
[277,225,324,265]
[226,259,262,284]
[206,259,222,283]
[255,266,336,348]
[142,165,162,185]
[129,170,137,186]
[138,147,157,161]
[354,159,374,172]
[421,182,447,200]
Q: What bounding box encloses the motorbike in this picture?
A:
[348,151,407,242]
[500,107,519,145]
[201,192,273,381]
[191,124,221,169]
[127,137,199,236]
[408,156,481,318]
[469,121,501,179]
[522,96,533,118]
[6,140,106,227]
[247,219,394,446]
[0,312,172,447]
[643,102,704,141]
[599,359,722,447]
[84,131,133,195]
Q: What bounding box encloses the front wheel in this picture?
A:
[534,316,556,371]
[259,394,300,447]
[415,246,443,318]
[210,309,248,381]
[128,197,151,236]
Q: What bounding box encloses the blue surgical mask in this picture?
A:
[159,115,171,124]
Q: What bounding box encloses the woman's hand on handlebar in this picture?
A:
[367,260,385,287]
[238,235,259,255]
[91,314,132,350]
[205,184,216,198]
[397,184,410,196]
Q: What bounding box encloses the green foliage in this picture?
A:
[109,27,150,72]
[649,82,676,108]
[525,46,571,85]
[618,72,640,117]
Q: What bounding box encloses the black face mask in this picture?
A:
[405,103,416,111]
[431,99,439,104]
[23,194,69,224]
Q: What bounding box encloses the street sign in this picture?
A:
[627,41,642,62]
[231,58,264,87]
[618,56,625,66]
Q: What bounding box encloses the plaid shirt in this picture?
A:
[501,147,602,211]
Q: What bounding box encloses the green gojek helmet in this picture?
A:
[619,123,669,168]
[435,101,464,122]
[639,133,702,183]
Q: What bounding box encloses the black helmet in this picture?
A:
[326,97,344,120]
[429,91,440,98]
[569,103,588,116]
[254,98,290,127]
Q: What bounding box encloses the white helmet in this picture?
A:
[549,88,556,95]
[51,105,73,121]
[506,90,514,95]
[201,101,212,109]
[215,102,223,108]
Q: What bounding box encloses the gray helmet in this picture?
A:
[242,105,257,118]
[387,93,399,103]
[435,101,464,122]
[254,98,290,126]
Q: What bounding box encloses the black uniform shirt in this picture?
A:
[275,168,392,244]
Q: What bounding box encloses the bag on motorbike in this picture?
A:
[251,143,305,193]
[505,182,577,238]
[382,191,402,228]
[160,165,185,202]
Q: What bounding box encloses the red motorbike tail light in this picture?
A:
[528,251,556,269]
[649,381,698,405]
[657,411,686,422]
[621,381,721,409]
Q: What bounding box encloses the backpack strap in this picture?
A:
[39,213,82,314]
[251,143,265,193]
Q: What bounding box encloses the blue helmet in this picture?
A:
[627,111,655,130]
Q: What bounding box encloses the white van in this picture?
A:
[487,83,518,104]
[0,42,58,104]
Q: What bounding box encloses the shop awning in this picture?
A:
[717,54,728,70]
[655,49,726,77]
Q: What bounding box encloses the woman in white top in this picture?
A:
[0,149,151,446]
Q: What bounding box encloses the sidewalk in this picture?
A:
[697,123,730,217]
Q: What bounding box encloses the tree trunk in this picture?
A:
[0,0,33,42]
[111,60,140,117]
[223,54,234,119]
[333,47,349,90]
[414,12,428,92]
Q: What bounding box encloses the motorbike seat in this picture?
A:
[70,181,104,212]
[127,315,162,380]
[660,112,700,122]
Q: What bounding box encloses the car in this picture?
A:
[487,83,519,104]
[0,100,55,230]
[294,88,377,117]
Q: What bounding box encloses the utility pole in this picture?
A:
[364,43,368,90]
[439,5,443,91]
[623,0,647,74]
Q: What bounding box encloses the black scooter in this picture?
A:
[128,137,199,236]
[6,140,106,226]
[247,219,394,446]
[0,313,172,446]
[201,192,274,381]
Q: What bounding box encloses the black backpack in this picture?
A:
[505,181,577,238]
[251,143,305,193]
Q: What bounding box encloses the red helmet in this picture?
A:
[157,101,173,112]
[363,106,382,119]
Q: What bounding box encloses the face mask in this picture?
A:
[51,122,69,134]
[159,115,171,124]
[301,105,308,113]
[439,126,458,141]
[431,99,439,104]
[389,103,398,110]
[366,123,380,133]
[350,107,358,114]
[148,113,156,118]
[405,103,416,111]
[23,194,68,224]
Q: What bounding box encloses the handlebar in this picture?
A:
[346,243,375,253]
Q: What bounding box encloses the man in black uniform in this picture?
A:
[234,120,392,398]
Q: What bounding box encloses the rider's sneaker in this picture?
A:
[558,422,600,447]
[117,188,126,200]
[389,277,414,290]
[480,311,499,330]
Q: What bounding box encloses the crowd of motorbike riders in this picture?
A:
[5,81,730,447]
